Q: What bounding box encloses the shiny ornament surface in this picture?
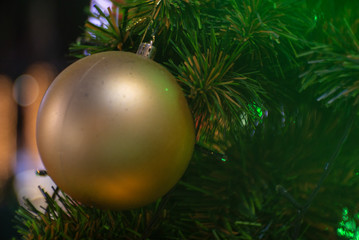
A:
[36,51,195,209]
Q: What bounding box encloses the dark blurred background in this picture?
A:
[0,0,89,78]
[0,0,89,239]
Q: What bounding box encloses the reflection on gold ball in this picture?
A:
[36,51,195,209]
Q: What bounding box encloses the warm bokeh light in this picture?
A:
[13,63,56,209]
[22,63,54,166]
[13,74,39,107]
[0,75,17,196]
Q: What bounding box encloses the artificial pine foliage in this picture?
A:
[14,0,359,239]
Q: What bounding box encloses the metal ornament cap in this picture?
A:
[36,51,195,209]
[136,41,156,59]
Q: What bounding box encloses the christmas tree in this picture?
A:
[14,0,359,239]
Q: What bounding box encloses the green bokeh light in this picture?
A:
[337,208,359,240]
[248,102,263,123]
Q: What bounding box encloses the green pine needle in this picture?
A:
[169,30,266,144]
[14,187,171,240]
[70,1,156,56]
[226,0,312,78]
[300,20,359,109]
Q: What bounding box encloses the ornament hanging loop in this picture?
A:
[136,36,156,59]
[136,0,161,59]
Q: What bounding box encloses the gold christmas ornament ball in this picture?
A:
[36,51,195,209]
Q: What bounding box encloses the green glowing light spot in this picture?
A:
[344,208,349,216]
[346,220,355,229]
[248,102,263,122]
[356,172,359,176]
[338,227,345,236]
[165,88,169,92]
[221,158,227,162]
[314,15,318,21]
[337,207,359,239]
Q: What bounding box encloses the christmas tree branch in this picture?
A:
[277,109,355,240]
[300,17,359,110]
[169,29,267,144]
